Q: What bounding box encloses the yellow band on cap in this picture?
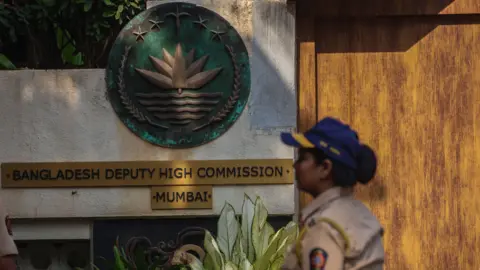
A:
[292,133,315,148]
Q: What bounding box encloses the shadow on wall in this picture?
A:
[249,0,296,130]
[309,0,463,202]
[313,0,455,17]
[314,0,463,53]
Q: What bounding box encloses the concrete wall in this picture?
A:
[0,0,296,240]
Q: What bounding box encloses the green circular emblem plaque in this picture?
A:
[106,2,250,148]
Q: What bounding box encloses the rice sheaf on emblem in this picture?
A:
[309,248,328,270]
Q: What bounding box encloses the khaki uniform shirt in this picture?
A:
[0,198,17,257]
[283,187,384,270]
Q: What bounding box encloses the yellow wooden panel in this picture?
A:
[316,17,480,269]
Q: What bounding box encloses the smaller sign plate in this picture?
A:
[151,186,213,210]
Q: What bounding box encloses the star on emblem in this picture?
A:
[165,5,191,32]
[149,19,164,31]
[133,27,148,41]
[193,15,208,29]
[210,27,226,42]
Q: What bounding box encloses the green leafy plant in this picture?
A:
[89,195,297,270]
[0,53,15,69]
[192,194,298,270]
[0,0,144,69]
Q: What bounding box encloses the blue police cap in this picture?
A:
[280,117,361,169]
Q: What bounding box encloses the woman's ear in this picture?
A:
[317,159,333,179]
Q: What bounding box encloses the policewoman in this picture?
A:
[281,117,384,270]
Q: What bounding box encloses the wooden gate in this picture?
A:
[296,0,480,269]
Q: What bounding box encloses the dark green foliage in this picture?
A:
[0,0,145,69]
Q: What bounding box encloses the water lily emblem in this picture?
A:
[136,44,223,94]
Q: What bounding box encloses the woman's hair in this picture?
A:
[302,144,377,187]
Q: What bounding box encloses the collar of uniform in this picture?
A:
[301,187,353,221]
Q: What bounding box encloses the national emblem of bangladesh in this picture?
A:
[106,2,250,148]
